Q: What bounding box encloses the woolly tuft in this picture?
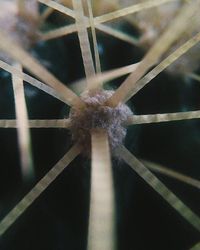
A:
[69,90,133,157]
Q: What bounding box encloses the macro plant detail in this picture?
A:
[0,0,200,250]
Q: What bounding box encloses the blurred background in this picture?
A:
[0,1,200,249]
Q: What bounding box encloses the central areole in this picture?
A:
[69,90,133,156]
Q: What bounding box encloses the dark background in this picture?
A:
[0,10,199,250]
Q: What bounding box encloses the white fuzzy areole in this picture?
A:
[69,90,133,157]
[0,1,38,63]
